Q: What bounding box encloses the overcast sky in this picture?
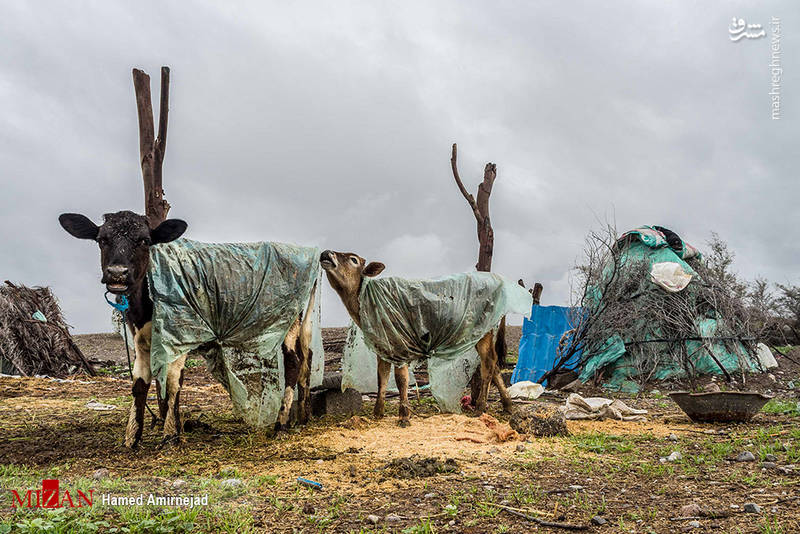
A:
[1,1,797,333]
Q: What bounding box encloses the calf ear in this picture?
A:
[151,219,188,244]
[59,213,99,240]
[363,262,385,277]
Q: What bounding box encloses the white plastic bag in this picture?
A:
[650,262,692,293]
[506,380,545,400]
[756,343,778,370]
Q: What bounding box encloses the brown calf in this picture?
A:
[320,249,512,426]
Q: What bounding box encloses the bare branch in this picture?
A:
[132,69,154,168]
[133,67,171,227]
[450,143,483,223]
[155,66,170,162]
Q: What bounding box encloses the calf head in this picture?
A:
[320,250,384,322]
[59,211,187,295]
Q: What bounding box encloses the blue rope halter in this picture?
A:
[104,292,129,313]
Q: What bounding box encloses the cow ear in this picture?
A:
[59,213,99,240]
[151,219,187,244]
[363,262,385,277]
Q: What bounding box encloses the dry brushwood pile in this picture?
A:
[590,259,757,375]
[0,281,94,377]
[556,227,764,389]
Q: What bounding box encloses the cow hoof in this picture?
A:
[397,419,410,428]
[124,434,141,450]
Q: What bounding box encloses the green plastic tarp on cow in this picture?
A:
[342,272,532,411]
[147,239,323,429]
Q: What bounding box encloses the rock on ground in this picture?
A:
[744,503,762,514]
[680,503,702,516]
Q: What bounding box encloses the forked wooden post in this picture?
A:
[450,143,508,380]
[132,66,171,228]
[450,143,497,272]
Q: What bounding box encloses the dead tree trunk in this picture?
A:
[132,67,171,228]
[451,143,507,401]
[450,143,497,272]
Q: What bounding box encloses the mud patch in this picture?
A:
[382,455,458,478]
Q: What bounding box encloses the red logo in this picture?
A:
[11,480,93,509]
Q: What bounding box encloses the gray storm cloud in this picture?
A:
[0,1,796,332]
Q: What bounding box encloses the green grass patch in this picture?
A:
[762,399,800,416]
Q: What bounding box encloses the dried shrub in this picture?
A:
[0,281,94,376]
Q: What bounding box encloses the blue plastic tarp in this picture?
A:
[511,305,582,385]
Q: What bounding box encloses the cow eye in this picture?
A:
[139,238,149,246]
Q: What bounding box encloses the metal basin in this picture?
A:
[668,391,773,423]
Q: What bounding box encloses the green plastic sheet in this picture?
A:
[147,239,323,428]
[579,227,754,391]
[343,272,532,411]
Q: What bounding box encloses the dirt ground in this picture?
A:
[1,331,799,533]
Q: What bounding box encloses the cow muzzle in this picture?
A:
[320,250,337,270]
[104,265,130,293]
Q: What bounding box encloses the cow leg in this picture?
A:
[297,281,316,425]
[296,348,312,425]
[278,319,301,431]
[155,379,168,423]
[474,331,495,414]
[468,370,481,409]
[373,358,392,419]
[493,368,513,413]
[125,322,152,449]
[160,353,187,446]
[394,365,410,427]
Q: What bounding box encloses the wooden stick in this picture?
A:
[477,501,550,517]
[498,507,587,530]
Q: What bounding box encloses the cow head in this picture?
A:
[59,211,187,295]
[320,249,384,322]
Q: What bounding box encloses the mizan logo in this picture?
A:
[11,479,94,509]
